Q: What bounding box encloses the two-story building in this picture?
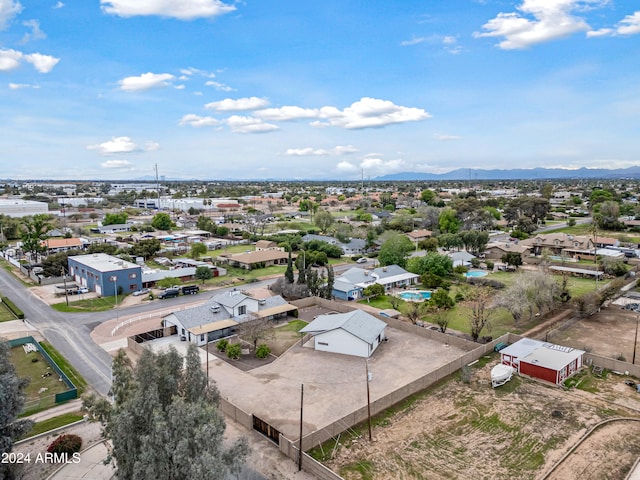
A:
[67,253,142,297]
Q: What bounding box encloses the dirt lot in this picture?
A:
[549,301,640,362]
[321,356,640,480]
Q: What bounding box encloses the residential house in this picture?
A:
[42,237,87,254]
[520,233,594,257]
[484,242,531,261]
[217,249,293,270]
[302,233,367,256]
[447,251,475,268]
[332,265,420,301]
[162,291,296,346]
[405,229,432,246]
[300,310,387,358]
[255,240,280,251]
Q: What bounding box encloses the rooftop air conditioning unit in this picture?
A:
[258,299,266,305]
[210,305,220,313]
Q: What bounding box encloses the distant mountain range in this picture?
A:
[375,167,640,181]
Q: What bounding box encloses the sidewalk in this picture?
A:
[26,398,84,423]
[48,441,114,480]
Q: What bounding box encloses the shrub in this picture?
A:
[47,434,82,455]
[255,344,271,359]
[226,343,241,360]
[485,261,494,270]
[216,339,229,352]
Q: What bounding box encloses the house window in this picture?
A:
[200,334,204,342]
[181,328,185,335]
[238,305,247,315]
[129,284,137,291]
[129,272,137,279]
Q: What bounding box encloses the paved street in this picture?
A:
[0,268,278,396]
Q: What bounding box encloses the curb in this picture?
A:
[14,418,87,446]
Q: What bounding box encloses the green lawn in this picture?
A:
[21,412,85,439]
[39,342,87,392]
[0,301,17,322]
[51,295,117,312]
[277,319,308,332]
[10,346,69,412]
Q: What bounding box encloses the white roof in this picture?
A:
[500,338,545,358]
[521,343,584,370]
[69,253,139,272]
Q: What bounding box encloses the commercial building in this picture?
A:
[67,253,142,297]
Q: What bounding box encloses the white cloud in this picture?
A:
[205,96,269,111]
[434,133,461,141]
[178,113,219,127]
[204,80,234,92]
[285,145,358,156]
[616,11,640,35]
[286,148,330,156]
[8,82,38,89]
[0,49,22,71]
[336,161,358,172]
[474,0,594,49]
[174,84,185,90]
[319,97,430,129]
[225,115,278,133]
[87,136,147,154]
[100,0,235,20]
[118,72,175,91]
[53,1,64,8]
[442,36,457,45]
[0,0,22,31]
[400,36,428,46]
[0,48,59,72]
[24,52,59,72]
[21,19,46,43]
[587,10,640,37]
[101,160,133,169]
[145,141,160,151]
[256,106,320,121]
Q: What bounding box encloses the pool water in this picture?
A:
[465,270,488,278]
[398,291,432,301]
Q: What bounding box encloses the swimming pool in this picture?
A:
[465,270,488,278]
[398,290,432,301]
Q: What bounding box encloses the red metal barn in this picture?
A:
[500,339,584,386]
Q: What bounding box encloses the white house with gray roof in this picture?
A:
[300,310,387,358]
[301,233,367,256]
[162,291,297,346]
[332,265,420,300]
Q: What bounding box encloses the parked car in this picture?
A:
[132,288,150,297]
[356,257,368,264]
[158,288,180,299]
[182,285,200,295]
[78,287,89,294]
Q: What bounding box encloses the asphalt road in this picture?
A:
[0,271,278,396]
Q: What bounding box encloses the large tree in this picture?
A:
[313,210,334,233]
[467,288,494,342]
[151,212,173,231]
[1,340,33,480]
[378,234,414,268]
[20,214,52,258]
[83,347,248,480]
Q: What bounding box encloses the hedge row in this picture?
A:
[1,296,24,319]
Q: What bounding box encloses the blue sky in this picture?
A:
[1,0,639,181]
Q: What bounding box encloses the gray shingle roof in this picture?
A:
[300,310,386,344]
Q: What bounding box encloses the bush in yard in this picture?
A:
[47,434,82,455]
[255,344,271,359]
[226,343,241,360]
[216,339,229,352]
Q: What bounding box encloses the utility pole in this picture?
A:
[61,267,69,306]
[634,315,639,365]
[366,360,372,441]
[298,384,304,471]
